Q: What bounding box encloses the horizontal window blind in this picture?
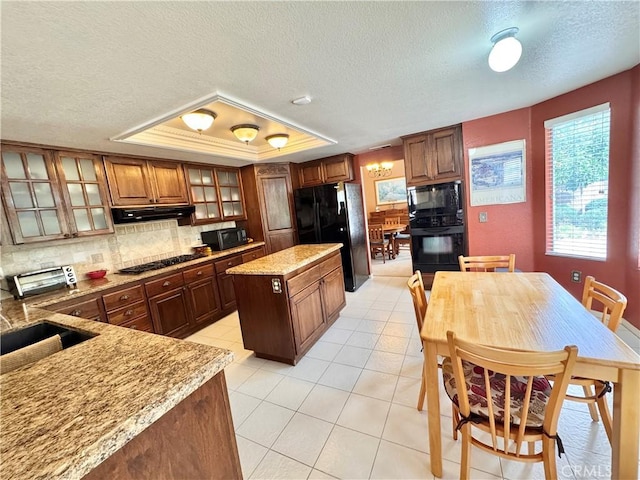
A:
[545,105,610,260]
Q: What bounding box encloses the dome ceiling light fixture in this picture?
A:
[181,109,216,133]
[231,124,259,144]
[266,133,289,150]
[488,27,522,73]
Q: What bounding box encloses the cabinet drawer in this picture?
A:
[214,254,243,274]
[242,247,266,263]
[286,253,342,298]
[107,300,149,326]
[287,264,322,298]
[52,297,102,320]
[117,314,154,333]
[183,262,214,283]
[145,272,185,298]
[103,285,145,312]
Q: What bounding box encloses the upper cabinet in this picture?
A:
[298,153,354,188]
[184,164,246,224]
[104,156,189,206]
[402,125,463,186]
[0,145,114,244]
[241,163,297,254]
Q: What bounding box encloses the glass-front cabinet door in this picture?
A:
[215,168,245,220]
[186,165,222,225]
[54,151,114,237]
[0,146,69,243]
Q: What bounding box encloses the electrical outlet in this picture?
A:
[479,212,488,223]
[271,278,282,294]
[571,270,582,283]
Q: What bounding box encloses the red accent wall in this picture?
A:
[530,68,639,328]
[461,67,639,327]
[462,108,535,272]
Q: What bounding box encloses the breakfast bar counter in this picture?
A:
[0,303,240,479]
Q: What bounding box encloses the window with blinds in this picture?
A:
[544,103,610,260]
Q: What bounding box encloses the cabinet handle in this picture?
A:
[149,199,154,203]
[71,309,81,316]
[119,294,129,301]
[130,325,138,330]
[64,233,71,238]
[227,262,233,266]
[162,281,171,287]
[72,233,79,238]
[196,270,203,275]
[125,309,134,316]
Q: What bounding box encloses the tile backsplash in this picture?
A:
[0,220,235,292]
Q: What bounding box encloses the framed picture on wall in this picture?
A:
[375,177,407,205]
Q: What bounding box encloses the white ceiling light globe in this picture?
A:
[488,31,522,73]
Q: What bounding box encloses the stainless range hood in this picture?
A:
[111,205,195,224]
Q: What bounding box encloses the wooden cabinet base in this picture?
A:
[84,371,242,480]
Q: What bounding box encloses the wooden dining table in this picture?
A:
[381,223,407,259]
[421,271,640,479]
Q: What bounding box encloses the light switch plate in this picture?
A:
[479,212,488,223]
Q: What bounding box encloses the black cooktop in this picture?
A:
[118,253,205,274]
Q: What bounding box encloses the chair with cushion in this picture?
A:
[368,224,391,262]
[458,254,516,272]
[443,330,578,480]
[563,275,627,443]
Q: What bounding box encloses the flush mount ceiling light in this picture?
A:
[266,133,289,150]
[366,161,393,178]
[181,109,216,133]
[488,27,522,73]
[231,124,259,144]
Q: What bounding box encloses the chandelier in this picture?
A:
[366,161,393,178]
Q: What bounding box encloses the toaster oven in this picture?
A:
[7,266,77,299]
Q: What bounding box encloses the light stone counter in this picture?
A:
[9,241,265,310]
[226,243,343,276]
[1,297,234,479]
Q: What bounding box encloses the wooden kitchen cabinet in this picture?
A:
[104,155,189,206]
[231,249,346,364]
[103,284,153,333]
[240,163,297,254]
[185,164,247,224]
[183,262,222,327]
[145,272,191,337]
[48,294,105,323]
[215,167,245,220]
[1,144,114,244]
[297,153,354,188]
[402,124,463,186]
[214,254,243,312]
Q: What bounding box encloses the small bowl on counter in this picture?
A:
[86,269,107,280]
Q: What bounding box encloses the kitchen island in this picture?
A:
[0,303,241,479]
[227,243,346,365]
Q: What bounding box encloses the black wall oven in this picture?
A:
[408,180,466,274]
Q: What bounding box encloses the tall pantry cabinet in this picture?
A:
[240,163,297,254]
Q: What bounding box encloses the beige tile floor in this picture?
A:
[186,275,640,480]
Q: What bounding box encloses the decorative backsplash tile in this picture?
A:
[0,220,235,289]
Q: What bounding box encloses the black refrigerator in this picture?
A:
[294,182,368,292]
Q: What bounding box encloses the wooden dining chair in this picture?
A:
[458,254,516,272]
[368,224,391,262]
[443,331,578,480]
[407,271,428,411]
[563,275,627,443]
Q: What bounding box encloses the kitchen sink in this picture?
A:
[1,321,96,356]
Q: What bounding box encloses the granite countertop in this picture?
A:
[11,241,266,310]
[226,243,343,276]
[0,300,234,479]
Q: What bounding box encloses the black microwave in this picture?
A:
[201,227,248,251]
[408,180,464,227]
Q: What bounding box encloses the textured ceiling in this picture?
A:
[1,1,638,167]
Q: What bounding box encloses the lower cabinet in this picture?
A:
[49,294,105,323]
[232,251,346,364]
[215,254,243,312]
[145,273,191,337]
[184,263,221,327]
